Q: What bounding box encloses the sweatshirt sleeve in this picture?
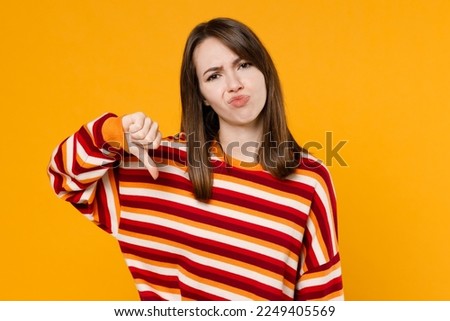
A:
[295,162,344,301]
[47,113,126,235]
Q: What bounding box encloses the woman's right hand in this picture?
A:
[122,112,162,180]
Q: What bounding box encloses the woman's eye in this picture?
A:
[239,62,252,69]
[206,73,220,82]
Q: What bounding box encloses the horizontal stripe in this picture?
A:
[119,216,297,287]
[47,114,344,301]
[120,187,303,249]
[117,231,288,292]
[120,203,301,263]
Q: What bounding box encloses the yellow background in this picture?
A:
[1,0,449,300]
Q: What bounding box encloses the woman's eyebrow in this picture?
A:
[203,66,223,76]
[202,57,243,76]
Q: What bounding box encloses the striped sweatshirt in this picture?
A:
[47,113,344,301]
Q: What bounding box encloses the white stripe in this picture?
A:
[135,283,181,301]
[101,173,119,236]
[47,160,56,190]
[56,191,68,198]
[117,233,288,295]
[287,173,318,188]
[78,183,96,205]
[297,266,342,290]
[54,136,81,191]
[76,140,112,166]
[305,214,327,264]
[126,258,179,276]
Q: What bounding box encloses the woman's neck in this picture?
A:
[217,122,263,163]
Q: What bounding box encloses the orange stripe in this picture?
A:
[93,202,101,226]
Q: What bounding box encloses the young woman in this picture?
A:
[48,17,344,301]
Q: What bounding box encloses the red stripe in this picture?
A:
[119,168,192,193]
[73,202,93,215]
[129,266,180,289]
[94,177,113,233]
[296,277,343,300]
[47,166,64,194]
[310,193,335,258]
[179,283,227,301]
[138,291,166,300]
[120,241,180,264]
[302,229,320,268]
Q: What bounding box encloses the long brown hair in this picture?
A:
[180,17,302,200]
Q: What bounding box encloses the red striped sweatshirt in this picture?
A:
[47,113,344,301]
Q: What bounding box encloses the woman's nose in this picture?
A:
[226,73,243,92]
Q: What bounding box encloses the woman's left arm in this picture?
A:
[295,164,344,301]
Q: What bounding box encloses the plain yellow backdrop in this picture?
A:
[1,0,449,300]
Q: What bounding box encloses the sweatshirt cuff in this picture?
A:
[101,116,128,151]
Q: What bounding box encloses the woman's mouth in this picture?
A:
[228,95,250,107]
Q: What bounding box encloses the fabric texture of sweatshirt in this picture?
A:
[47,113,344,301]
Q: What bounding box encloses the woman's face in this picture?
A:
[193,37,267,132]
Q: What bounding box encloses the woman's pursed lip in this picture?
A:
[228,95,250,107]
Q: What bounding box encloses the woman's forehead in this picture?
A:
[193,38,240,69]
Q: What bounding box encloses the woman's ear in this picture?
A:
[203,98,210,106]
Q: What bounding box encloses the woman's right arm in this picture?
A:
[47,112,161,233]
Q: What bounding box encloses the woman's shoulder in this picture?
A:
[291,151,335,188]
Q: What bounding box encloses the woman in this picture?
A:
[48,17,344,300]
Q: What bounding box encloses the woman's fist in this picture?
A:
[122,112,162,179]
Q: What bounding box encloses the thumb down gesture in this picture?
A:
[122,112,162,180]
